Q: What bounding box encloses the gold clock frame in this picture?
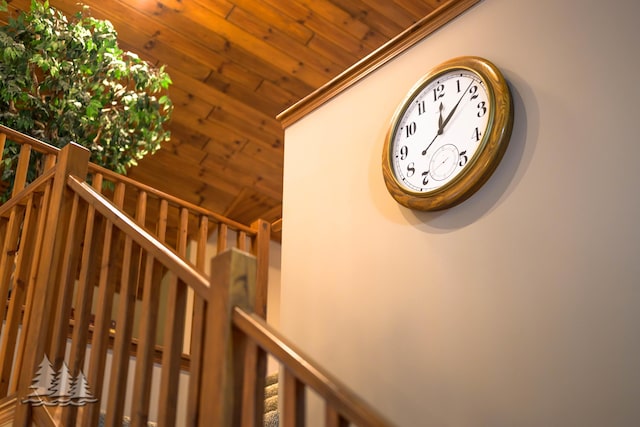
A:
[382,56,514,211]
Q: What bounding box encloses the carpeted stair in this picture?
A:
[97,373,280,426]
[264,372,279,427]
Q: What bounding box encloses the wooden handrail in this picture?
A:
[232,307,396,427]
[88,163,255,235]
[0,125,59,155]
[0,167,55,217]
[67,175,210,298]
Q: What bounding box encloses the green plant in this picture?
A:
[0,0,172,188]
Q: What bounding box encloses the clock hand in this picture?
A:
[439,80,473,133]
[423,81,473,156]
[422,102,445,155]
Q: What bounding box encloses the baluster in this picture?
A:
[0,195,36,397]
[104,190,147,427]
[326,407,349,427]
[81,181,126,427]
[185,215,208,426]
[158,207,189,427]
[283,368,306,427]
[61,173,104,426]
[130,198,169,427]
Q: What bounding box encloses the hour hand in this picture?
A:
[423,102,445,156]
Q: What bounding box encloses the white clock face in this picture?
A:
[390,69,491,193]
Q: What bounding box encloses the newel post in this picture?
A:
[200,248,257,427]
[13,142,90,426]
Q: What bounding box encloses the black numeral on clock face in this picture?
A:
[469,85,479,100]
[477,101,487,117]
[405,122,416,138]
[459,150,468,167]
[433,84,444,102]
[399,146,408,160]
[406,162,415,177]
[473,127,482,142]
[422,170,430,186]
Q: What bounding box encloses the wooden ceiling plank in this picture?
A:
[390,0,437,20]
[207,106,282,143]
[227,6,343,80]
[168,86,215,118]
[205,113,281,150]
[331,0,407,38]
[307,35,361,69]
[200,131,248,157]
[256,203,283,224]
[241,141,284,170]
[170,69,283,135]
[294,0,372,40]
[228,0,315,45]
[199,160,282,202]
[255,80,300,116]
[202,63,299,118]
[133,0,330,88]
[165,122,210,151]
[359,0,419,30]
[183,0,236,18]
[162,138,208,166]
[211,60,263,92]
[196,184,239,215]
[229,151,283,184]
[118,0,233,52]
[222,186,280,225]
[198,160,268,199]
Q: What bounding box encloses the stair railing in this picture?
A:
[0,127,269,426]
[0,125,393,426]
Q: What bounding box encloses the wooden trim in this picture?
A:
[232,308,395,427]
[271,218,282,233]
[276,0,481,128]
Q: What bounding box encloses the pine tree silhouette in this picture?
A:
[22,355,56,406]
[69,370,98,405]
[49,362,74,405]
[22,354,99,407]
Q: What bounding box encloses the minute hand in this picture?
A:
[439,80,473,133]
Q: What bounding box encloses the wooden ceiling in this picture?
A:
[3,0,445,229]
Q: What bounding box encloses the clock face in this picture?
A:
[382,56,513,211]
[390,69,490,193]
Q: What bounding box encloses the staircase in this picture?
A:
[0,125,394,426]
[263,373,279,427]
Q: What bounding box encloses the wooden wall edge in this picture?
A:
[276,0,482,129]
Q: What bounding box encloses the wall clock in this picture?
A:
[382,56,514,211]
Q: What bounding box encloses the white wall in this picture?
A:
[280,1,640,426]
